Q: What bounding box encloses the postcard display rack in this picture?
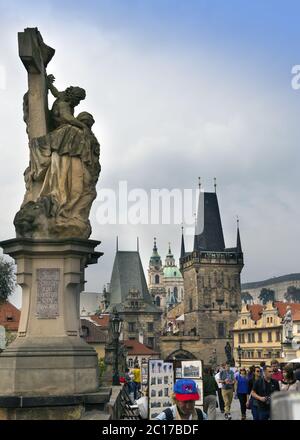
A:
[141,362,148,394]
[148,359,174,420]
[180,360,204,408]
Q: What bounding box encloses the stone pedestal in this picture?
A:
[282,340,299,362]
[0,238,103,396]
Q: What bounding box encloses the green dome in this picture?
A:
[163,266,182,278]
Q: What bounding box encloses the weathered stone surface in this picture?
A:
[0,238,102,396]
[15,28,101,240]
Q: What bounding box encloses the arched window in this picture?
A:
[155,296,161,307]
[174,287,178,301]
[155,274,160,284]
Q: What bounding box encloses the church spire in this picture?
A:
[180,225,185,258]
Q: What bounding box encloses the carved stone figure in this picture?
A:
[225,341,233,364]
[15,28,101,239]
[283,306,293,342]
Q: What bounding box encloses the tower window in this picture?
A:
[128,322,136,332]
[155,296,161,307]
[217,322,226,338]
[155,274,160,284]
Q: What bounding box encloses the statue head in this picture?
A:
[64,86,86,106]
[77,111,95,128]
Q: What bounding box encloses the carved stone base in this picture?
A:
[0,238,103,396]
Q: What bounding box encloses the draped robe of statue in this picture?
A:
[14,81,101,239]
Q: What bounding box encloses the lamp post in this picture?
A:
[111,307,123,386]
[237,345,242,368]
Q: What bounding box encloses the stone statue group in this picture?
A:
[14,30,101,239]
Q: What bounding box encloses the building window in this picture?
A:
[81,326,89,337]
[155,274,160,284]
[189,298,193,311]
[148,322,154,332]
[174,287,178,301]
[155,296,161,307]
[217,322,226,338]
[128,322,136,332]
[248,333,251,343]
[276,331,281,342]
[128,358,134,367]
[268,332,272,342]
[258,333,262,343]
[238,334,242,343]
[257,351,262,358]
[147,337,154,348]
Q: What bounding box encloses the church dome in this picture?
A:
[163,266,182,279]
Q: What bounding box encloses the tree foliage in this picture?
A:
[241,291,253,303]
[258,288,275,305]
[0,257,16,303]
[284,286,300,303]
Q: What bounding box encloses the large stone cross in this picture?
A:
[18,28,55,140]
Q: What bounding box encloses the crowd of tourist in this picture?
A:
[120,360,300,420]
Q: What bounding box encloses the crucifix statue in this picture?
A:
[15,28,101,239]
[18,28,55,140]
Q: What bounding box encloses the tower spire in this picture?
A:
[137,237,139,252]
[180,225,185,258]
[116,236,119,251]
[236,216,242,253]
[198,176,201,189]
[153,237,157,252]
[214,177,217,193]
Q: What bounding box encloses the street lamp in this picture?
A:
[237,345,242,367]
[111,307,123,386]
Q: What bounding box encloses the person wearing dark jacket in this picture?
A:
[252,365,280,420]
[203,367,219,420]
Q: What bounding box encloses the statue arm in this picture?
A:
[47,74,60,98]
[57,101,86,128]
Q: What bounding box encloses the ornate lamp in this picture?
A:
[111,307,123,386]
[237,345,242,367]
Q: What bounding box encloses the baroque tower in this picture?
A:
[148,238,166,309]
[180,187,243,363]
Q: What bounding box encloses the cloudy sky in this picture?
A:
[1,0,300,308]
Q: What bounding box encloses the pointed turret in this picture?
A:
[149,237,162,269]
[180,226,185,259]
[236,218,242,253]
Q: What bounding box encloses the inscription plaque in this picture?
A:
[36,268,60,318]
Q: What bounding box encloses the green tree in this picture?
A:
[241,291,253,303]
[258,288,275,305]
[284,286,300,303]
[98,357,106,385]
[0,257,16,303]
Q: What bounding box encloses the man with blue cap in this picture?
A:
[155,379,207,420]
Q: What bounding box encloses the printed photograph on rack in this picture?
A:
[181,360,202,379]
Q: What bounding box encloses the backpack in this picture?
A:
[163,407,204,420]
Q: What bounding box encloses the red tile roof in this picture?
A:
[80,318,107,343]
[89,314,110,329]
[124,339,159,355]
[248,304,263,321]
[274,302,300,319]
[0,301,20,331]
[293,310,300,321]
